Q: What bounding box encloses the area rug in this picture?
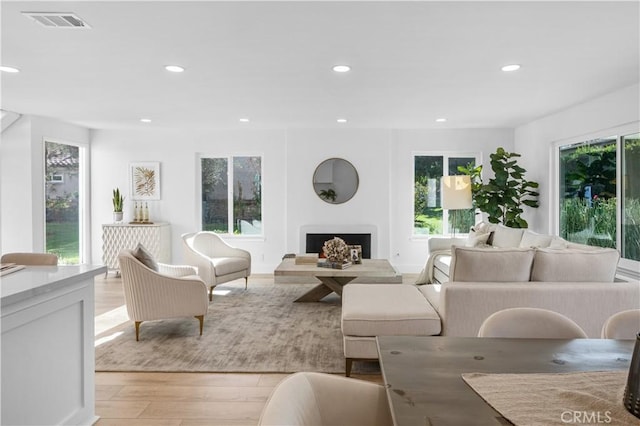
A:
[95,280,378,374]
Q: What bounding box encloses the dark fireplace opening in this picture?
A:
[306,233,372,259]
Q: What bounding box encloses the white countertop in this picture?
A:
[0,264,107,307]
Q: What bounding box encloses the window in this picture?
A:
[558,132,640,267]
[201,156,262,235]
[414,153,479,236]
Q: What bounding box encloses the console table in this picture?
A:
[102,222,170,274]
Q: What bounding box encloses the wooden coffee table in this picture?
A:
[274,258,400,302]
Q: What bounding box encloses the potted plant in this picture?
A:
[112,188,124,222]
[459,147,539,228]
[319,188,337,202]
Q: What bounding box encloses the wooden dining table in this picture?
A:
[376,336,635,426]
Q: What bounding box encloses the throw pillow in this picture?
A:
[465,231,491,247]
[491,224,525,247]
[519,230,553,248]
[132,243,158,271]
[548,237,569,249]
[531,248,620,282]
[449,246,535,282]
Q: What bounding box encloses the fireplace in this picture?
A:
[300,225,377,258]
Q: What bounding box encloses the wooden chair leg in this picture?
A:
[244,277,248,290]
[195,315,204,335]
[345,358,353,377]
[209,287,214,301]
[135,321,142,341]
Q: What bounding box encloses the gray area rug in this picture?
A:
[95,280,378,374]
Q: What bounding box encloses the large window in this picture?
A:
[201,156,262,235]
[414,153,479,236]
[558,132,639,266]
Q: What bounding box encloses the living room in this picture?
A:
[1,1,640,425]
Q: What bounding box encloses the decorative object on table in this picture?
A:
[130,161,161,200]
[295,253,319,265]
[441,175,472,238]
[317,259,352,269]
[130,201,153,224]
[348,245,362,264]
[322,237,349,263]
[459,147,539,228]
[112,187,124,222]
[624,333,640,419]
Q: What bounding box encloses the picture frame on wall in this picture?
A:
[130,162,161,200]
[348,245,362,264]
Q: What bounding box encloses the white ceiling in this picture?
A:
[1,1,639,130]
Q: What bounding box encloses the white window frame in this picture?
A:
[412,151,481,238]
[197,153,264,238]
[551,121,640,278]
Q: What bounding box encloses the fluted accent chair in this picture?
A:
[118,249,209,341]
[182,232,251,301]
[1,252,58,265]
[259,372,392,426]
[478,307,588,339]
[601,309,640,339]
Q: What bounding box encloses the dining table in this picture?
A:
[376,336,636,426]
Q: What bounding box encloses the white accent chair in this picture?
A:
[601,309,640,339]
[478,307,588,339]
[118,249,209,341]
[182,232,251,301]
[258,372,392,426]
[1,252,58,265]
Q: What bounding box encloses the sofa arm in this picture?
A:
[439,281,640,338]
[428,236,466,253]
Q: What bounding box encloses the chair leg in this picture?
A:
[345,358,353,377]
[135,321,142,341]
[209,286,214,301]
[195,315,204,335]
[244,276,248,290]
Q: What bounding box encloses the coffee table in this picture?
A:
[274,258,400,302]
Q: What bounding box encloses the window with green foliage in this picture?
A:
[414,153,479,236]
[201,156,262,235]
[558,133,640,264]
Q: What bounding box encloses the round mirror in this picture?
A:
[313,158,359,204]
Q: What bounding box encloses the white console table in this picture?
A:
[1,264,106,425]
[102,222,171,273]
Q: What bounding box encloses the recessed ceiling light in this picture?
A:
[140,118,152,123]
[165,65,185,73]
[239,118,250,123]
[435,118,447,123]
[0,66,20,73]
[501,64,521,72]
[336,118,347,123]
[332,65,351,73]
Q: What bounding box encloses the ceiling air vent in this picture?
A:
[22,12,91,28]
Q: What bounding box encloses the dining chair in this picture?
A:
[258,372,392,426]
[478,307,588,338]
[601,309,640,339]
[1,252,58,265]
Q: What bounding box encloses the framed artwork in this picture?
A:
[348,245,362,264]
[130,162,161,200]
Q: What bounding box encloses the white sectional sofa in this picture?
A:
[341,223,640,375]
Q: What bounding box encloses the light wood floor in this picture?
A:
[94,274,384,425]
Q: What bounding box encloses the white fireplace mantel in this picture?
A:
[299,224,378,258]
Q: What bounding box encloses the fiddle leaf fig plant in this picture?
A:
[459,147,539,229]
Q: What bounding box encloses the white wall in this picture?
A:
[0,116,90,254]
[515,83,640,233]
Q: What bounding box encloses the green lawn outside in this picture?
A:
[46,221,79,264]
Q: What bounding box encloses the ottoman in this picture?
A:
[341,284,441,376]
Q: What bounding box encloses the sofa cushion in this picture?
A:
[132,243,158,271]
[211,257,250,276]
[531,248,620,282]
[450,246,535,282]
[519,230,553,248]
[342,284,441,336]
[417,283,441,312]
[465,231,491,247]
[491,224,525,247]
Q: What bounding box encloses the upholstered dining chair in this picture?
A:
[478,307,588,339]
[182,232,251,301]
[118,248,209,341]
[258,372,392,426]
[1,252,58,265]
[601,309,640,339]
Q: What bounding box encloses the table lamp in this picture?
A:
[441,175,472,237]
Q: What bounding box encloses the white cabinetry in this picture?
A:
[102,223,171,272]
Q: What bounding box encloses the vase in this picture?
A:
[624,333,640,419]
[113,211,123,223]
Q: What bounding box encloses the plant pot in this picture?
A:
[113,211,123,223]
